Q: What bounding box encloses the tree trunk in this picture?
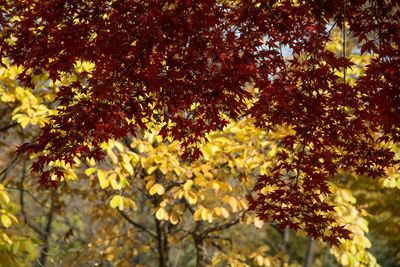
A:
[155,218,170,267]
[194,238,211,267]
[34,199,55,267]
[281,226,291,267]
[193,221,211,267]
[303,239,316,267]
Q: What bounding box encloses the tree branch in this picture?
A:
[0,156,19,183]
[19,161,45,237]
[0,122,18,132]
[37,197,55,267]
[200,211,244,237]
[116,209,157,238]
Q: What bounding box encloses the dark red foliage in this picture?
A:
[1,0,399,244]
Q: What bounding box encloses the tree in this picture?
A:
[0,49,390,266]
[0,0,399,244]
[0,67,379,265]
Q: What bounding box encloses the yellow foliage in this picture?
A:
[149,183,165,196]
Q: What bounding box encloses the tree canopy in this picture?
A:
[0,0,399,246]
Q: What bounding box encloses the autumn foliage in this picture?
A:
[0,0,399,245]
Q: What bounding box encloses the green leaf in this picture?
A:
[11,241,20,254]
[25,239,37,257]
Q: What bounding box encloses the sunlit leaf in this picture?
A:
[1,214,12,228]
[149,184,165,195]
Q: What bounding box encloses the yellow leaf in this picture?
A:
[183,180,193,191]
[114,141,124,152]
[383,177,396,188]
[1,214,12,228]
[223,196,238,212]
[207,213,213,223]
[1,232,12,244]
[8,214,18,224]
[185,190,197,205]
[155,207,166,220]
[202,147,210,160]
[0,191,10,204]
[138,143,145,153]
[97,169,106,180]
[159,163,169,175]
[129,151,140,165]
[85,168,96,176]
[119,175,130,188]
[110,195,124,210]
[147,165,158,175]
[246,217,253,224]
[122,162,134,176]
[229,197,238,212]
[149,184,165,195]
[239,199,248,210]
[254,255,264,266]
[173,189,184,199]
[20,116,30,128]
[159,199,168,207]
[108,150,118,164]
[213,207,221,217]
[194,209,202,221]
[201,208,208,221]
[211,181,220,190]
[170,212,179,225]
[88,157,95,166]
[254,217,264,229]
[146,176,156,190]
[118,197,125,210]
[173,167,182,176]
[124,198,138,210]
[1,93,16,102]
[97,170,109,189]
[220,207,229,218]
[341,254,349,265]
[109,174,121,190]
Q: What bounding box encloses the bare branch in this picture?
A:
[116,209,157,238]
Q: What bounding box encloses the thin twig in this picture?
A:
[0,156,19,183]
[20,160,46,237]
